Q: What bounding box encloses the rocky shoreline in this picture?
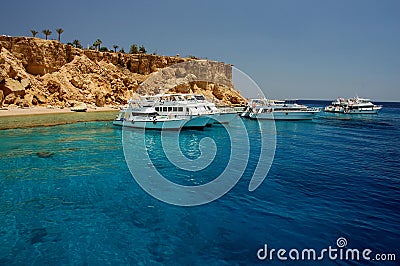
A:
[0,36,246,110]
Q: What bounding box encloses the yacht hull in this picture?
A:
[183,116,210,128]
[325,107,381,114]
[215,112,237,124]
[250,111,318,120]
[113,118,186,130]
[206,113,237,125]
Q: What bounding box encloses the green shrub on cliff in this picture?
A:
[130,44,139,54]
[72,39,83,49]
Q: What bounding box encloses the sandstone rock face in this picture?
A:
[0,36,246,108]
[21,78,30,89]
[0,36,73,75]
[0,47,30,80]
[137,60,234,96]
[4,93,16,104]
[95,90,106,107]
[0,78,25,96]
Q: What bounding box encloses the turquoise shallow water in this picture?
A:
[0,101,399,265]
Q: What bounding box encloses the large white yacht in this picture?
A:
[140,94,211,128]
[324,97,382,114]
[243,99,321,120]
[113,100,187,130]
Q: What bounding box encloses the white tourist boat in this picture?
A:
[244,99,321,120]
[139,94,211,128]
[324,97,382,114]
[117,93,239,129]
[241,99,267,118]
[113,100,187,130]
[192,94,237,124]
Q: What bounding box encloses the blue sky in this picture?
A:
[1,0,399,101]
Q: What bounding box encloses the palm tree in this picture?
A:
[72,39,82,49]
[93,40,99,51]
[30,30,38,37]
[42,29,52,40]
[113,44,119,52]
[93,39,102,51]
[96,39,102,51]
[139,45,147,54]
[55,28,64,42]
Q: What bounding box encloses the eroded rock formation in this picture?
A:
[0,36,246,108]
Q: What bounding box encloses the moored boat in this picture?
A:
[243,99,321,120]
[324,97,382,114]
[193,94,237,124]
[241,99,267,118]
[113,100,187,130]
[140,94,212,128]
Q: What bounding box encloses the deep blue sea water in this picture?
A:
[0,102,399,265]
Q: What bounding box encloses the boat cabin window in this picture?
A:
[168,107,172,112]
[173,107,178,112]
[131,111,158,116]
[178,107,183,112]
[284,100,298,105]
[195,95,205,100]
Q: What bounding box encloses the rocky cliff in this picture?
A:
[0,36,245,108]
